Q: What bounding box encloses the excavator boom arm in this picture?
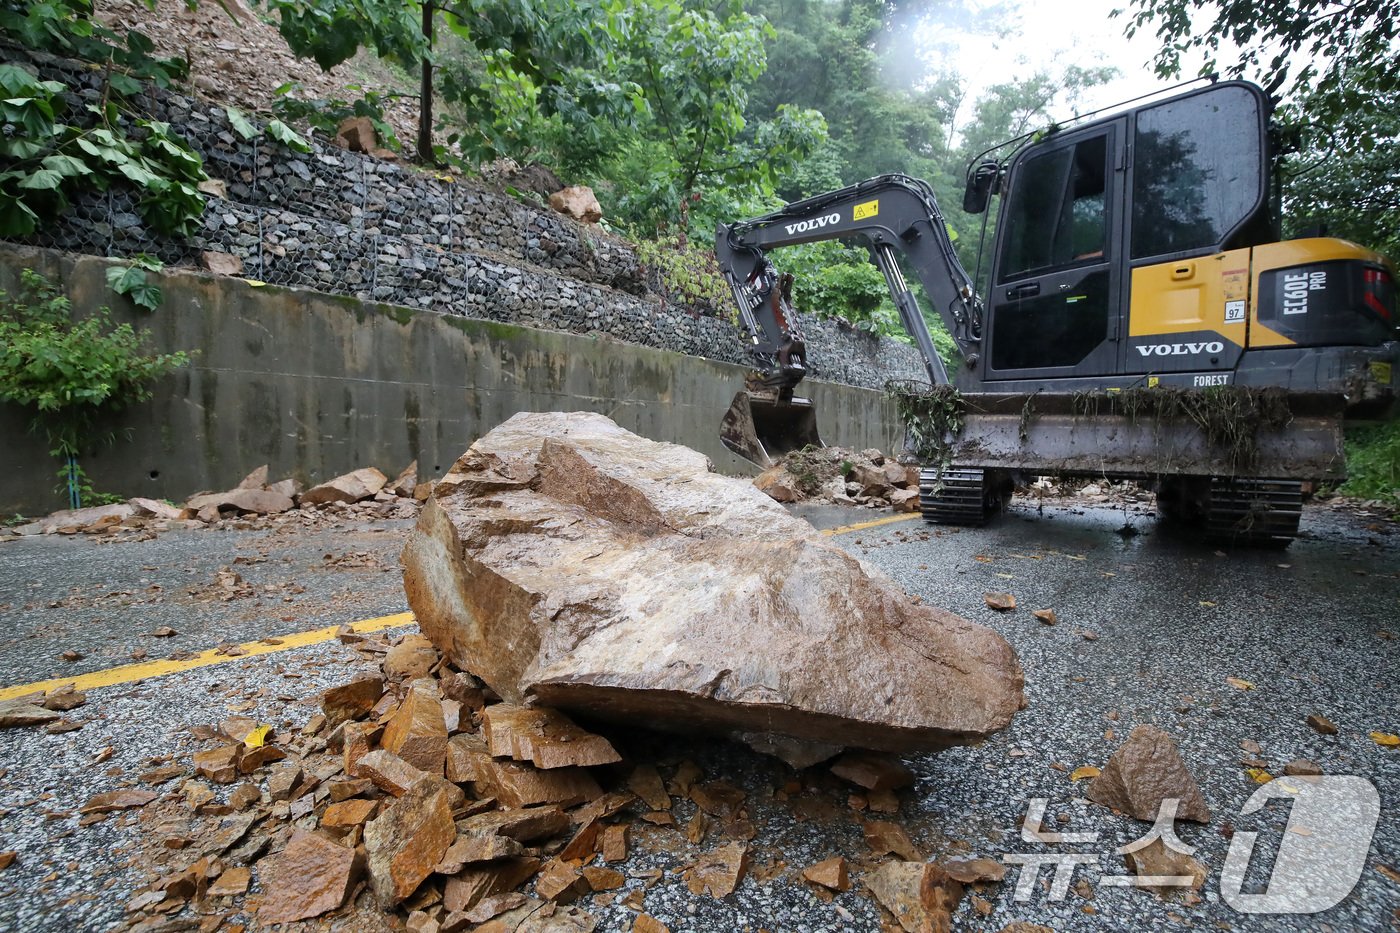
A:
[715,173,983,386]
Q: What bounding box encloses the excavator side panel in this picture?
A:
[1123,248,1250,375]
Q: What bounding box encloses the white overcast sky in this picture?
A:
[905,0,1230,122]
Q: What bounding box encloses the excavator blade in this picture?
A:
[719,391,825,468]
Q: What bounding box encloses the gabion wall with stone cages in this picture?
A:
[4,45,926,391]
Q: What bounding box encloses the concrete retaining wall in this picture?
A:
[0,244,905,516]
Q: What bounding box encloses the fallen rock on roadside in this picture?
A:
[402,412,1023,754]
[9,459,424,541]
[1087,724,1212,823]
[752,445,920,512]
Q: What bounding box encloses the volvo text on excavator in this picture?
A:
[715,79,1398,545]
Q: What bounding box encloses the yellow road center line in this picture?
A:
[0,611,416,702]
[0,512,913,701]
[821,513,921,536]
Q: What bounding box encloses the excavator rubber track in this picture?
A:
[1203,477,1305,546]
[918,466,1007,525]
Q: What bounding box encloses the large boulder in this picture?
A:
[548,186,603,224]
[401,413,1022,754]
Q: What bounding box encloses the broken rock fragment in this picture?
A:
[483,704,621,769]
[186,488,293,515]
[829,752,913,792]
[401,413,1023,753]
[434,832,527,873]
[382,677,449,774]
[364,777,457,904]
[80,789,157,814]
[548,185,603,224]
[472,756,602,809]
[384,634,439,681]
[1306,713,1338,735]
[1122,837,1207,897]
[41,688,86,712]
[302,467,389,505]
[0,701,61,728]
[866,861,963,933]
[258,829,362,923]
[863,819,922,861]
[1284,758,1323,776]
[802,856,850,891]
[321,675,386,727]
[943,857,1007,884]
[685,842,749,897]
[1087,725,1212,823]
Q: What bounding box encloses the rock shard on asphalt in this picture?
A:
[1087,725,1212,823]
[257,829,361,923]
[401,412,1024,753]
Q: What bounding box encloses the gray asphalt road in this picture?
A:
[0,517,412,687]
[0,498,1396,932]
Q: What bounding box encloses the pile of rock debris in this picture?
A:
[86,627,1017,933]
[753,447,921,512]
[2,462,429,543]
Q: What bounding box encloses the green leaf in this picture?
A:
[225,105,258,140]
[17,169,63,191]
[105,264,159,310]
[265,119,312,153]
[74,138,127,165]
[0,138,48,160]
[125,281,162,312]
[109,73,142,96]
[40,155,92,178]
[0,197,40,237]
[115,159,161,187]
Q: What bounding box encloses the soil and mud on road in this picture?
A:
[0,426,1396,933]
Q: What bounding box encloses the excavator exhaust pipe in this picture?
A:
[719,391,824,468]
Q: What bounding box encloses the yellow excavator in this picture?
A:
[715,79,1397,545]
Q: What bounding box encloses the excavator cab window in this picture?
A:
[1000,135,1109,279]
[1130,84,1267,259]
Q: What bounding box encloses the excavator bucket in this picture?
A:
[719,391,824,468]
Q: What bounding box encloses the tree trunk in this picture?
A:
[417,2,434,163]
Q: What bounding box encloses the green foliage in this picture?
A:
[267,84,402,151]
[0,269,189,478]
[633,230,732,318]
[105,254,164,311]
[886,382,965,464]
[731,2,1116,342]
[1340,421,1400,507]
[266,118,313,153]
[258,0,824,228]
[259,0,423,71]
[0,0,191,89]
[1120,0,1397,132]
[769,240,958,370]
[781,241,895,332]
[1280,101,1400,259]
[0,8,209,239]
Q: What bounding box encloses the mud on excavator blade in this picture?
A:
[719,391,825,468]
